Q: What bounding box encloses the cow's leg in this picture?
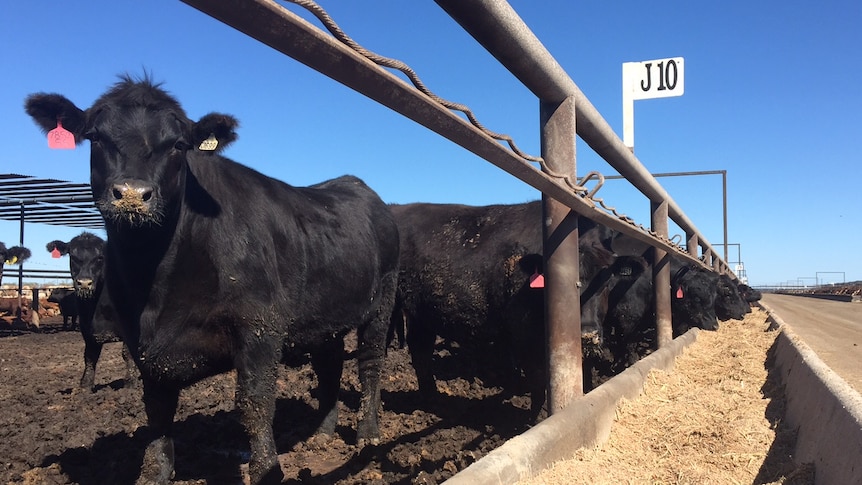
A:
[502,298,547,422]
[122,344,140,388]
[355,274,395,445]
[80,337,103,391]
[136,381,178,485]
[310,337,344,437]
[235,347,282,485]
[405,318,437,396]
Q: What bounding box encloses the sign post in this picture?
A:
[622,56,685,151]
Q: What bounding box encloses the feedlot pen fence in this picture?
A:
[180,0,733,412]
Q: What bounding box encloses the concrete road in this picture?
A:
[761,293,862,393]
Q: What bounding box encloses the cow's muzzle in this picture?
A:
[100,181,162,226]
[75,278,96,299]
[581,330,604,357]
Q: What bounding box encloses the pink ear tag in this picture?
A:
[51,247,62,258]
[48,120,75,150]
[675,286,684,299]
[529,269,545,288]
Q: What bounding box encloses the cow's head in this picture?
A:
[47,232,106,299]
[737,283,762,303]
[578,243,621,354]
[47,288,75,305]
[671,265,719,334]
[26,75,238,229]
[714,273,749,321]
[601,253,653,338]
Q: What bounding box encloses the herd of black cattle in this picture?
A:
[1,75,761,484]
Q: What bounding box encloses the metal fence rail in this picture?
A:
[2,269,71,281]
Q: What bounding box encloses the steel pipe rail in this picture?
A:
[434,0,719,262]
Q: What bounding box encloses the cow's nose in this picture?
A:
[111,182,153,203]
[77,278,94,291]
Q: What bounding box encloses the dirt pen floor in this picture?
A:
[1,306,811,484]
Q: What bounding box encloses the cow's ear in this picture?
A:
[25,93,87,144]
[46,240,70,256]
[6,246,31,265]
[193,113,239,153]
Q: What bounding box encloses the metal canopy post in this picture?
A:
[17,203,24,318]
[540,96,582,412]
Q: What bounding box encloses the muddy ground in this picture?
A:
[1,309,570,485]
[1,290,817,484]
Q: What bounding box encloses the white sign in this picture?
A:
[624,57,685,100]
[622,56,685,150]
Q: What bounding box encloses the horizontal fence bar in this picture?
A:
[2,271,70,279]
[433,0,719,265]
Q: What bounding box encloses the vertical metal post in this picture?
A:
[721,170,728,264]
[651,200,672,348]
[686,232,698,259]
[540,95,582,413]
[30,288,40,328]
[17,203,24,319]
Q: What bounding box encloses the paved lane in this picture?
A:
[761,293,862,393]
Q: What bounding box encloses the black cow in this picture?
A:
[737,283,762,304]
[607,230,748,336]
[47,288,78,330]
[47,233,137,390]
[590,252,654,369]
[26,75,399,485]
[390,201,622,418]
[583,246,736,375]
[716,273,750,319]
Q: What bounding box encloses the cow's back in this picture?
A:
[392,201,542,338]
[139,158,398,354]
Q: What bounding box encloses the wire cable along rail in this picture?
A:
[282,0,674,246]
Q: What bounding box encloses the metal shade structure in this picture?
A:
[0,173,103,230]
[1,174,100,298]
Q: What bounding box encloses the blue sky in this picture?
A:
[1,1,860,287]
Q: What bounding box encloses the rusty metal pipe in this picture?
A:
[651,200,672,348]
[434,0,715,252]
[541,96,582,413]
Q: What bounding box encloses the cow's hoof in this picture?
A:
[356,436,380,448]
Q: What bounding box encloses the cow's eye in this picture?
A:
[174,139,192,151]
[84,129,101,143]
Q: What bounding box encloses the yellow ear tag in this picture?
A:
[6,256,18,265]
[199,133,218,151]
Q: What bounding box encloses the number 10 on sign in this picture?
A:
[623,57,684,150]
